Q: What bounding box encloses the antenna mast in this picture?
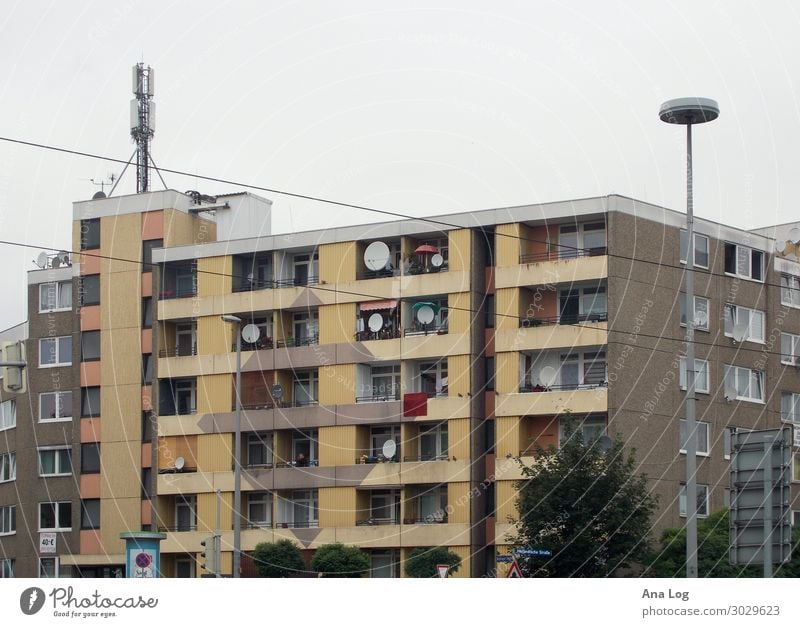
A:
[131,63,155,193]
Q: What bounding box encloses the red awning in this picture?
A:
[414,244,439,254]
[360,299,398,312]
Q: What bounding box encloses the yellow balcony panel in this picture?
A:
[494,522,517,545]
[333,524,404,548]
[157,414,207,437]
[401,331,470,360]
[160,530,204,554]
[157,471,234,495]
[495,387,607,417]
[400,522,470,547]
[494,255,607,290]
[493,455,534,481]
[401,459,470,484]
[424,396,471,421]
[495,322,607,353]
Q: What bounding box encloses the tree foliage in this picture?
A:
[252,539,305,578]
[646,508,800,577]
[404,546,462,578]
[311,543,370,578]
[514,419,657,577]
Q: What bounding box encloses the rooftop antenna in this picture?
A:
[131,63,158,193]
[85,173,117,198]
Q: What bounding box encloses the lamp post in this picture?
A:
[659,97,719,578]
[221,314,243,578]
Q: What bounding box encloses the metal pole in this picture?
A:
[215,489,222,579]
[233,323,242,578]
[684,122,698,578]
[763,439,773,578]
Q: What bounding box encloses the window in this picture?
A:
[0,558,13,578]
[142,298,153,328]
[292,253,319,285]
[679,230,710,268]
[781,333,800,365]
[175,322,196,356]
[81,499,100,530]
[247,492,273,528]
[173,379,196,415]
[724,305,764,343]
[724,428,733,460]
[370,551,399,578]
[558,285,608,323]
[81,387,101,417]
[39,557,59,578]
[559,222,606,258]
[679,420,709,455]
[679,295,709,331]
[142,239,163,269]
[175,495,197,532]
[292,371,318,406]
[724,365,764,402]
[484,294,495,328]
[39,336,72,367]
[39,281,72,312]
[679,484,709,518]
[369,490,400,523]
[81,443,101,474]
[247,433,273,467]
[142,354,153,384]
[485,357,495,391]
[292,310,319,343]
[724,242,764,281]
[175,556,195,578]
[0,506,16,535]
[38,448,72,476]
[367,365,400,400]
[679,358,710,394]
[417,485,448,522]
[278,490,318,527]
[369,425,400,460]
[141,468,152,499]
[416,359,448,397]
[781,274,800,308]
[39,391,72,422]
[81,275,100,306]
[419,422,448,460]
[559,416,605,445]
[291,430,318,465]
[39,502,72,531]
[0,452,15,482]
[80,218,100,250]
[0,400,15,430]
[81,331,101,361]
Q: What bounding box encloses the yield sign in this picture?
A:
[506,559,524,578]
[436,564,450,578]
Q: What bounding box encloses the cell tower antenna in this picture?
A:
[130,63,157,193]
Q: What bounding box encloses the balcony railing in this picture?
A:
[519,246,606,265]
[403,324,448,337]
[162,405,197,416]
[519,381,608,393]
[402,454,449,462]
[159,524,198,532]
[356,516,400,526]
[276,335,318,348]
[356,268,399,280]
[233,338,274,352]
[403,514,448,525]
[246,521,274,529]
[355,452,401,464]
[232,278,273,292]
[274,276,319,288]
[355,328,401,341]
[275,459,319,468]
[519,312,608,328]
[159,346,197,357]
[241,401,275,411]
[159,287,197,299]
[244,462,275,470]
[355,390,401,403]
[275,520,318,529]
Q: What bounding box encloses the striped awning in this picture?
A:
[360,299,398,312]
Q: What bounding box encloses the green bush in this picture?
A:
[311,543,370,578]
[252,540,305,578]
[404,546,461,578]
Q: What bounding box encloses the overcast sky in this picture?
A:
[0,0,798,329]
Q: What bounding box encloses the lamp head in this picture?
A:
[221,314,242,324]
[659,97,719,125]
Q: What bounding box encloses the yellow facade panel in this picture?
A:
[157,435,199,471]
[319,242,357,283]
[319,303,356,345]
[197,316,233,356]
[100,270,141,330]
[197,374,233,414]
[319,487,357,527]
[447,482,470,524]
[100,497,140,556]
[196,433,233,472]
[448,417,471,460]
[495,287,520,332]
[197,491,232,533]
[495,416,521,458]
[102,213,142,274]
[447,292,471,334]
[446,355,470,397]
[198,256,232,297]
[495,352,519,394]
[319,364,356,405]
[319,425,358,467]
[447,229,471,273]
[496,479,519,521]
[99,384,142,443]
[101,328,141,386]
[495,223,522,267]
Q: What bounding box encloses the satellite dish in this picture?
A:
[35,252,48,269]
[596,435,613,454]
[694,311,708,328]
[368,313,384,332]
[241,324,261,344]
[271,384,284,400]
[431,253,444,268]
[92,191,107,200]
[364,241,391,271]
[732,320,748,343]
[539,365,558,387]
[57,251,70,266]
[382,439,397,459]
[175,456,185,471]
[776,227,800,259]
[416,305,435,325]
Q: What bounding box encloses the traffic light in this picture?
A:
[1,341,26,394]
[200,535,218,575]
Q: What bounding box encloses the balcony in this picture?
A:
[355,389,401,404]
[274,276,319,288]
[275,520,318,529]
[232,277,273,293]
[159,346,197,358]
[235,337,275,352]
[356,516,400,526]
[496,249,607,290]
[403,324,448,337]
[519,247,606,265]
[158,524,198,532]
[276,335,318,348]
[520,381,607,393]
[496,386,608,417]
[355,328,401,342]
[519,312,608,327]
[356,268,399,281]
[158,286,197,300]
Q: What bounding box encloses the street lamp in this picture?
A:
[659,97,719,578]
[221,314,243,578]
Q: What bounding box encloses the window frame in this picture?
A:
[0,400,16,431]
[81,443,101,474]
[780,274,800,308]
[247,491,273,528]
[724,364,765,403]
[0,505,16,535]
[679,294,710,332]
[679,230,710,269]
[0,558,13,578]
[0,452,16,483]
[38,447,72,477]
[81,499,101,530]
[679,419,710,456]
[679,358,710,394]
[39,501,72,532]
[780,332,800,366]
[679,483,709,518]
[38,391,73,422]
[724,242,764,282]
[38,281,72,313]
[80,274,101,307]
[81,386,101,418]
[39,557,60,578]
[724,304,765,344]
[38,336,73,368]
[80,218,100,250]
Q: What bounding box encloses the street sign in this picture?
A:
[514,547,552,557]
[496,555,513,563]
[730,427,792,571]
[506,559,524,578]
[39,533,56,554]
[436,564,449,578]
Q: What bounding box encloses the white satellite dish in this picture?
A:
[430,253,444,268]
[732,320,748,343]
[416,305,435,325]
[241,324,261,344]
[382,439,397,459]
[35,252,48,268]
[539,365,558,387]
[174,456,185,471]
[694,310,708,328]
[364,241,391,271]
[368,313,384,332]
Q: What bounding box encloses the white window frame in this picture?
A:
[246,433,274,467]
[291,430,318,464]
[724,304,765,344]
[39,502,72,532]
[724,242,764,282]
[679,295,710,332]
[794,453,800,483]
[370,425,400,459]
[679,358,710,394]
[724,365,765,403]
[39,281,72,313]
[247,491,273,528]
[679,230,710,269]
[39,557,60,578]
[38,336,72,368]
[419,422,449,460]
[679,419,710,456]
[781,392,800,424]
[38,391,72,422]
[679,483,709,518]
[781,332,800,366]
[781,274,800,308]
[0,452,16,483]
[0,400,15,431]
[558,416,606,445]
[0,558,13,577]
[0,505,16,535]
[38,447,72,477]
[175,495,197,532]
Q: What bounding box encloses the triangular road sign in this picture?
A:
[506,559,524,578]
[436,564,450,578]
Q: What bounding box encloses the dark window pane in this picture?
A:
[58,503,72,529]
[81,275,100,306]
[40,503,56,529]
[142,355,153,384]
[81,387,100,417]
[81,500,100,529]
[81,443,101,473]
[724,243,736,274]
[142,412,153,441]
[141,468,152,499]
[142,298,153,328]
[142,239,163,269]
[81,331,101,361]
[81,219,100,250]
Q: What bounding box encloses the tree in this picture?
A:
[404,546,462,578]
[252,539,305,577]
[647,508,800,577]
[514,418,657,577]
[311,543,370,578]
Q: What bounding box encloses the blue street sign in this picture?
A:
[514,547,552,557]
[496,555,514,563]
